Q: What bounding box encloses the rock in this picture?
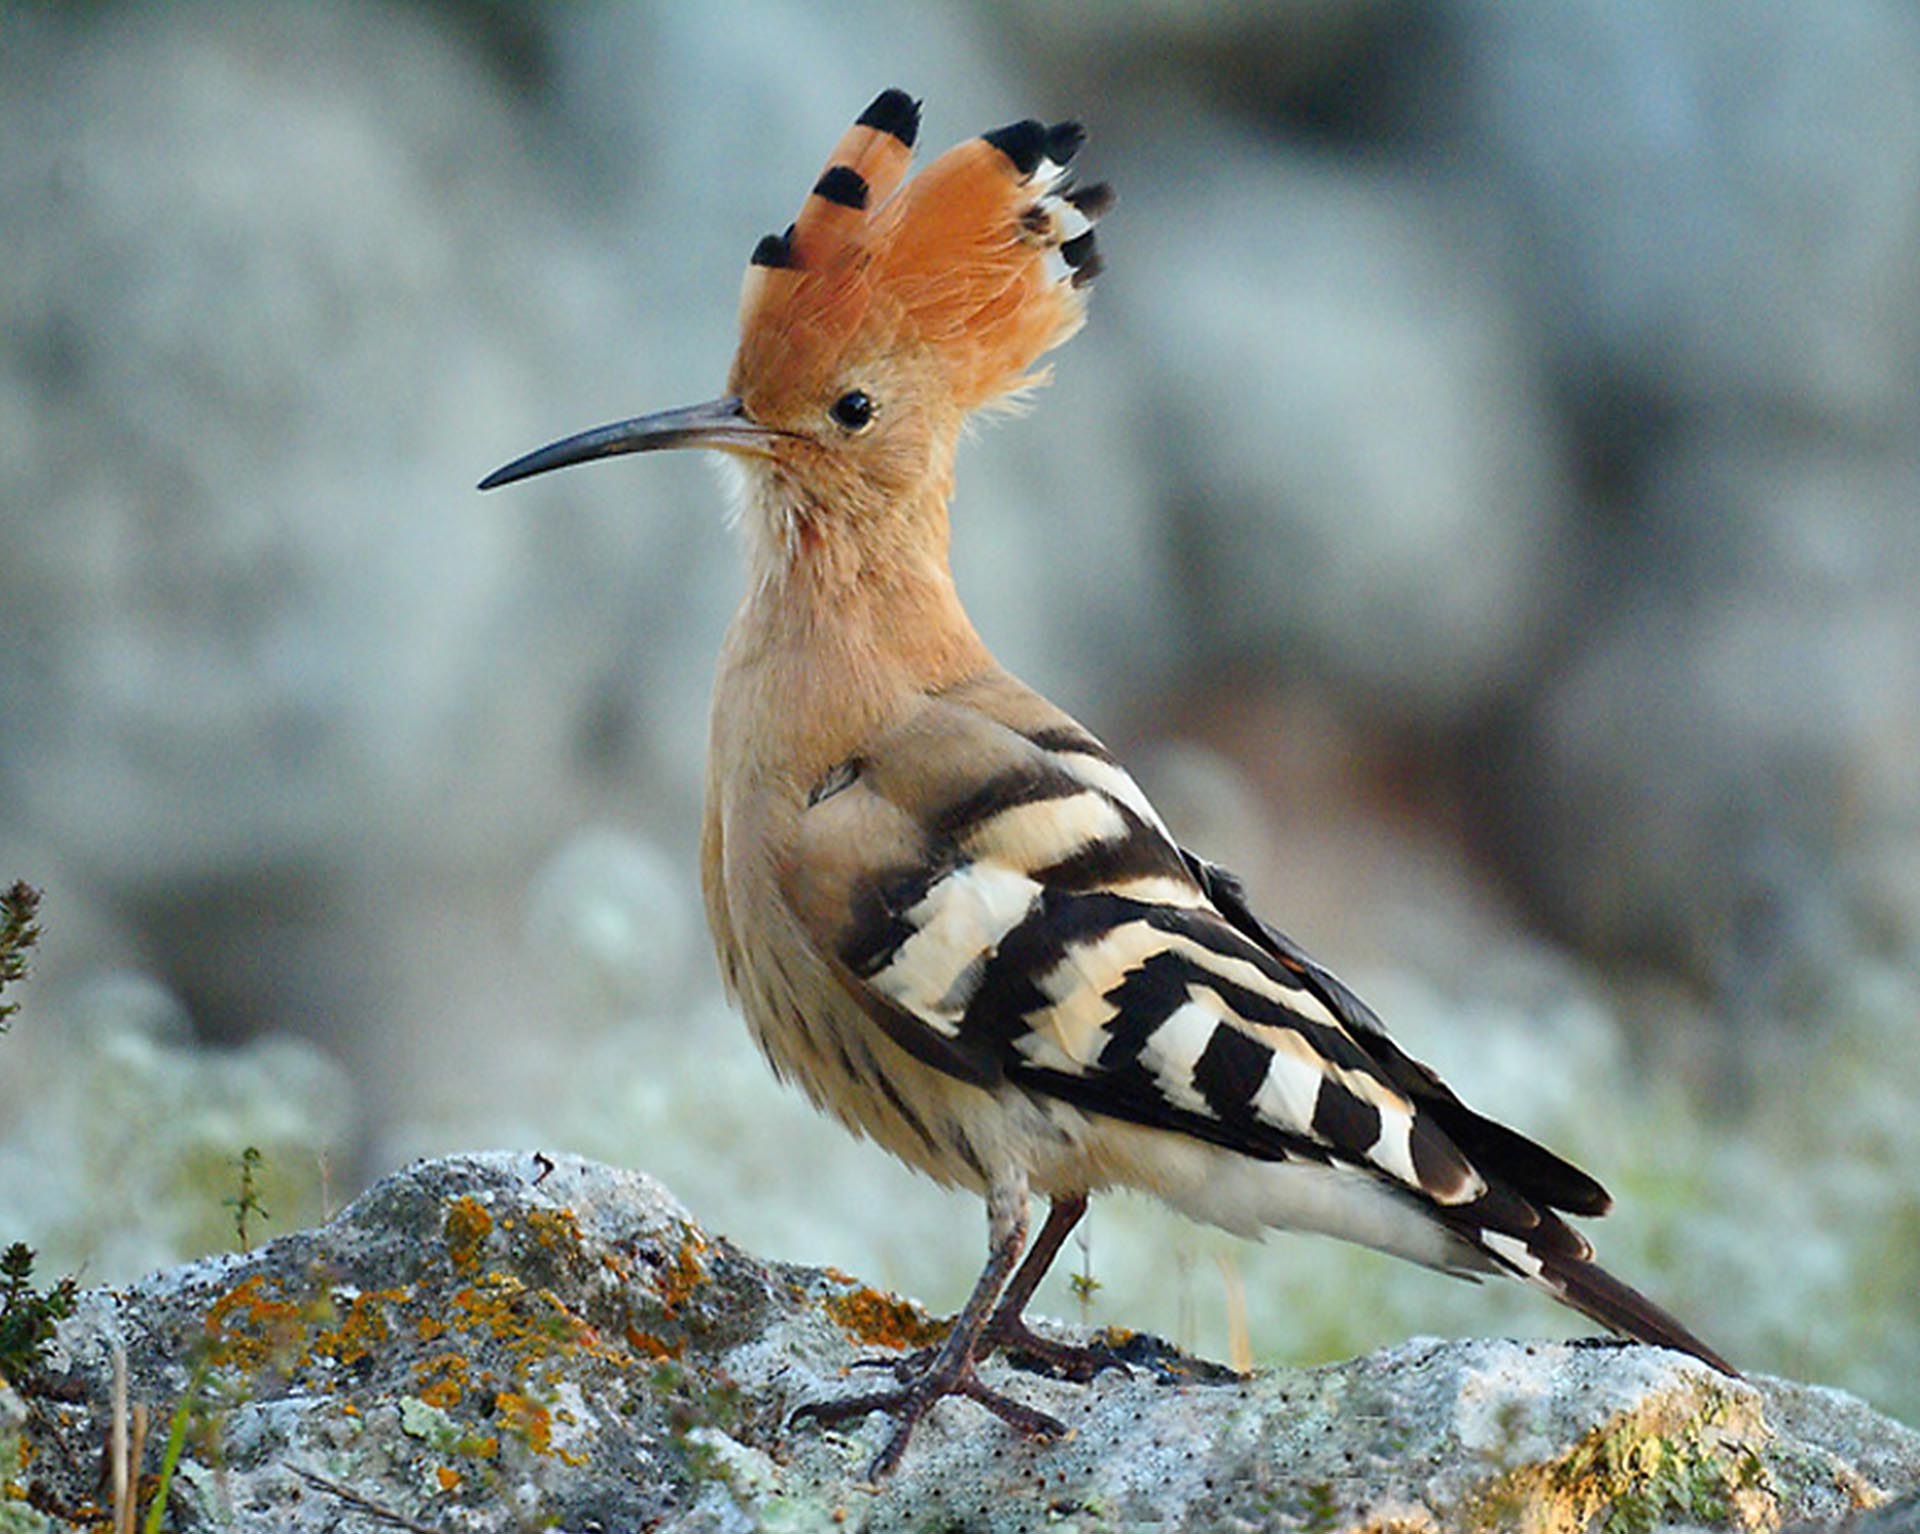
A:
[6,1153,1915,1532]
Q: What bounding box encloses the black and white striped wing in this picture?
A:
[1179,851,1615,1219]
[787,708,1491,1213]
[785,695,1736,1372]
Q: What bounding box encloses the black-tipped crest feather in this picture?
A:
[1043,121,1085,165]
[1059,231,1097,269]
[983,119,1048,176]
[749,231,796,269]
[856,88,921,147]
[812,165,870,209]
[1065,182,1116,220]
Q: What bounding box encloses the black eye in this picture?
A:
[829,389,875,431]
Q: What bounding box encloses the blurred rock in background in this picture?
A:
[1,0,1915,1426]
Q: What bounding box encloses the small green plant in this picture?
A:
[0,1241,78,1384]
[0,880,41,1032]
[141,1357,214,1534]
[225,1147,270,1251]
[1070,1227,1101,1320]
[1,885,76,1387]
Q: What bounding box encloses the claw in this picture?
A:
[994,1323,1133,1383]
[790,1386,915,1430]
[845,1346,933,1378]
[955,1371,1069,1439]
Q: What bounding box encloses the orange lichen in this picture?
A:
[202,1274,310,1372]
[449,1273,591,1359]
[822,1286,951,1350]
[444,1196,494,1273]
[626,1327,682,1362]
[414,1352,470,1411]
[416,1313,446,1343]
[524,1206,583,1255]
[493,1391,552,1456]
[656,1229,708,1316]
[435,1466,461,1493]
[307,1287,409,1367]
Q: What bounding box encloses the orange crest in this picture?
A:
[731,89,1113,424]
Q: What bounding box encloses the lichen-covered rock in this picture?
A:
[4,1154,1914,1532]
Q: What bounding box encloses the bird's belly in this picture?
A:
[728,929,1000,1192]
[730,936,1475,1275]
[1067,1116,1481,1272]
[724,917,1138,1201]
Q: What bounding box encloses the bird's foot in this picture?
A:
[794,1355,1066,1480]
[845,1347,935,1379]
[844,1316,1128,1385]
[984,1316,1132,1383]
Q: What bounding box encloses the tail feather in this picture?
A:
[1442,1202,1735,1375]
[1533,1249,1737,1376]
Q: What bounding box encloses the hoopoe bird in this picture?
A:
[481,88,1731,1477]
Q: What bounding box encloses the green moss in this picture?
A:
[649,1358,745,1445]
[1471,1388,1775,1533]
[675,1429,733,1490]
[399,1394,500,1476]
[400,1396,467,1454]
[0,1503,54,1533]
[1300,1480,1340,1534]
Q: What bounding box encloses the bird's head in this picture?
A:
[481,89,1110,574]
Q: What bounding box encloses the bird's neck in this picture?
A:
[714,481,993,786]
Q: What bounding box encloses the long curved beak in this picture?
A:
[477,395,781,491]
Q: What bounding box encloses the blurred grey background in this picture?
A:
[2,1,1917,1422]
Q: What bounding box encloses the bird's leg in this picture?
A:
[977,1192,1129,1381]
[846,1193,1127,1381]
[793,1174,1066,1478]
[844,1197,1085,1378]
